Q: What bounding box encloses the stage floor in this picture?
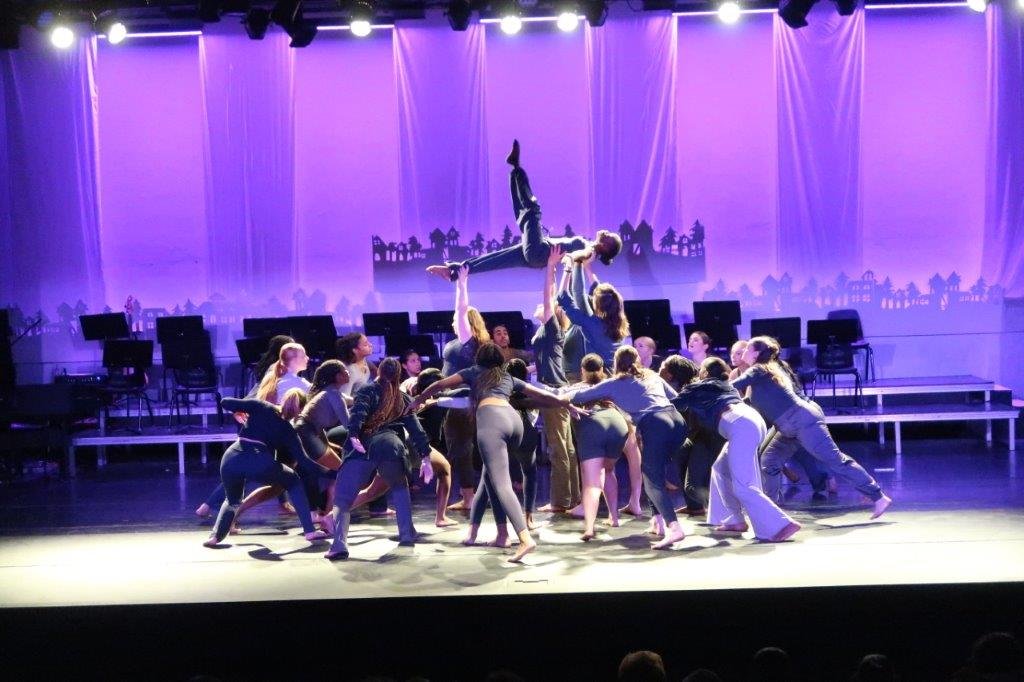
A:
[1,439,1022,609]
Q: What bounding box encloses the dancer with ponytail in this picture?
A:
[734,336,892,518]
[409,342,585,563]
[325,358,435,560]
[255,342,310,404]
[569,346,689,550]
[556,253,628,368]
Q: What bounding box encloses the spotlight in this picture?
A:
[50,24,75,49]
[1018,0,1023,10]
[243,7,271,39]
[581,0,608,26]
[96,15,128,44]
[499,14,521,34]
[272,0,317,47]
[778,0,817,29]
[446,0,473,30]
[717,1,741,23]
[348,1,373,37]
[556,11,580,31]
[966,0,987,12]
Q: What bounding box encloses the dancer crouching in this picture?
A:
[204,396,330,547]
[669,357,800,542]
[325,358,434,560]
[570,346,688,550]
[409,342,586,563]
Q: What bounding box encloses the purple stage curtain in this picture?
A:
[982,4,1024,296]
[199,27,296,299]
[0,32,106,312]
[394,21,490,240]
[586,12,679,232]
[774,2,864,279]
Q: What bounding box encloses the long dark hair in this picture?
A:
[593,283,629,342]
[580,353,607,386]
[472,342,506,409]
[309,359,347,398]
[336,332,365,365]
[361,357,404,436]
[659,354,698,390]
[255,335,294,382]
[747,336,799,390]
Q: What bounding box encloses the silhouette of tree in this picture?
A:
[970,277,987,300]
[660,227,677,253]
[408,236,422,259]
[906,282,921,305]
[501,225,514,248]
[563,223,575,237]
[470,232,485,256]
[446,226,459,246]
[947,271,961,291]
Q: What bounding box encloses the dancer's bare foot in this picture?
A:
[490,531,511,548]
[508,537,536,563]
[606,516,620,528]
[619,504,643,517]
[871,494,893,519]
[278,501,296,515]
[651,525,685,550]
[370,507,396,518]
[202,535,221,548]
[526,513,539,531]
[537,503,567,514]
[446,500,471,513]
[194,503,211,518]
[435,516,459,528]
[647,516,665,537]
[304,530,329,542]
[229,522,241,535]
[506,138,520,167]
[320,512,335,535]
[580,530,596,542]
[461,535,478,546]
[426,265,454,282]
[567,505,585,519]
[714,523,749,533]
[768,521,801,542]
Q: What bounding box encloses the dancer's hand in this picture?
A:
[547,245,563,268]
[232,412,248,425]
[567,404,589,420]
[457,265,469,282]
[404,396,422,415]
[349,437,365,454]
[420,457,434,485]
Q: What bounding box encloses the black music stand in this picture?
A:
[750,317,802,350]
[102,339,155,431]
[683,321,738,355]
[691,300,741,351]
[481,311,528,351]
[80,313,131,341]
[416,310,457,335]
[362,312,411,337]
[242,317,293,339]
[235,336,270,396]
[288,315,338,361]
[384,334,439,360]
[624,299,672,332]
[807,319,862,411]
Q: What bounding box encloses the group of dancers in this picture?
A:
[200,141,891,563]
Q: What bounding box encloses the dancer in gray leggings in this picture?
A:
[409,341,584,563]
[733,336,893,519]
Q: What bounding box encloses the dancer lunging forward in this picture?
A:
[426,140,621,281]
[733,336,892,519]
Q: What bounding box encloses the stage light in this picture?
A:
[966,0,987,12]
[581,0,608,26]
[1018,0,1024,10]
[556,11,580,31]
[271,0,317,47]
[446,0,473,30]
[243,7,271,39]
[107,21,127,44]
[499,13,522,34]
[50,24,75,49]
[778,0,818,28]
[834,0,858,15]
[347,0,374,36]
[717,1,741,23]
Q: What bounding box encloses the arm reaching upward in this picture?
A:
[454,265,472,343]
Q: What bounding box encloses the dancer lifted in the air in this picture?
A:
[427,140,622,282]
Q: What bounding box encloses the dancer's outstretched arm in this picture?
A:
[538,246,562,324]
[454,265,472,343]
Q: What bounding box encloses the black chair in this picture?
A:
[827,309,874,381]
[101,339,155,430]
[164,333,223,426]
[811,341,862,411]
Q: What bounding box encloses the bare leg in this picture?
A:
[352,473,390,509]
[619,432,644,516]
[603,461,620,527]
[430,450,458,527]
[652,520,686,550]
[509,527,537,563]
[448,486,475,512]
[491,523,511,548]
[235,484,284,523]
[462,523,480,546]
[580,459,604,540]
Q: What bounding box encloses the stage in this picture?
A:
[1,438,1023,679]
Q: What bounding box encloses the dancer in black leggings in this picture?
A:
[203,397,330,547]
[325,358,434,561]
[409,342,584,563]
[426,140,621,282]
